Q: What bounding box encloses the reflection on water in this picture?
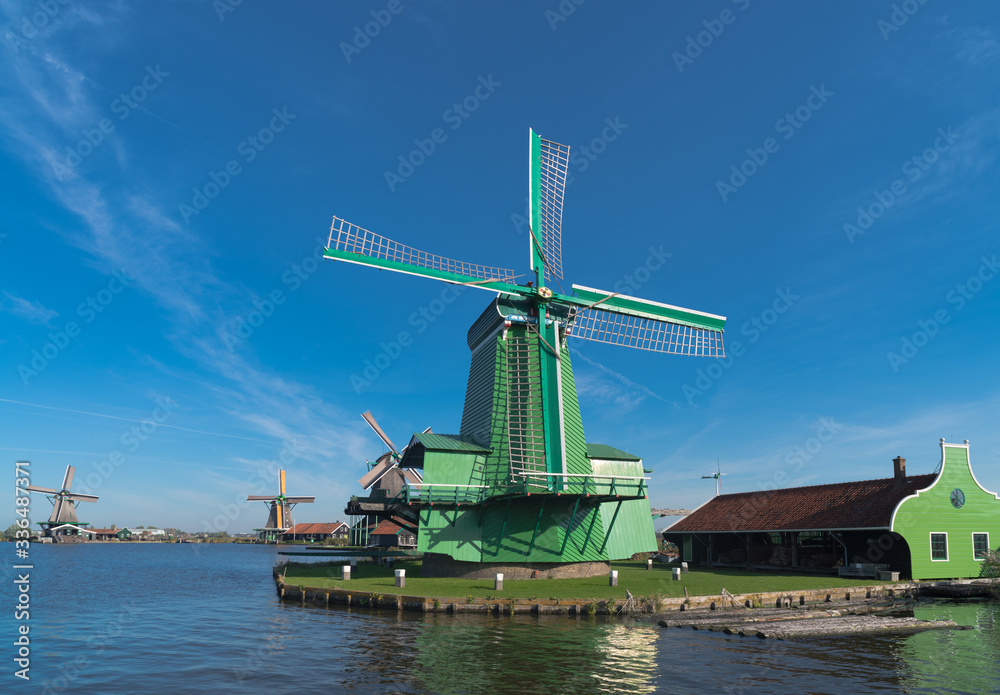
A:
[410,615,659,695]
[895,601,1000,694]
[7,544,999,695]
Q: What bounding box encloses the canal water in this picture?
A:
[5,544,999,694]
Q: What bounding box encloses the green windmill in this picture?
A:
[329,130,726,576]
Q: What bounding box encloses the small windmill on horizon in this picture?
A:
[25,464,99,541]
[247,470,315,543]
[702,460,726,497]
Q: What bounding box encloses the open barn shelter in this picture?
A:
[664,439,1000,580]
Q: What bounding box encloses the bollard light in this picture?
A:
[609,570,618,587]
[394,569,405,588]
[495,572,504,591]
[343,565,351,581]
[672,567,681,581]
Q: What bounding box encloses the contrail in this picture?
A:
[0,398,278,445]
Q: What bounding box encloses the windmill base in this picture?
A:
[421,553,610,580]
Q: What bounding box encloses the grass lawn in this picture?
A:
[279,560,896,601]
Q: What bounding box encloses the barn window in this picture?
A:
[973,533,989,560]
[930,533,948,561]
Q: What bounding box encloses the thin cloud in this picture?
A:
[0,290,58,325]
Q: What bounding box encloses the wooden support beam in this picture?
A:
[526,499,547,556]
[599,501,623,554]
[491,499,512,557]
[560,497,582,556]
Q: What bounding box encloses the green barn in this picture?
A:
[664,439,999,580]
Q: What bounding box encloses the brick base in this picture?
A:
[421,553,610,579]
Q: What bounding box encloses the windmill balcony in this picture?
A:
[507,472,649,502]
[393,473,648,508]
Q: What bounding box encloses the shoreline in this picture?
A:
[272,567,993,616]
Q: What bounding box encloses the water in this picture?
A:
[5,544,998,694]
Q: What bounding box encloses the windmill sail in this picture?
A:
[361,410,400,457]
[328,217,518,286]
[532,134,571,281]
[567,285,725,357]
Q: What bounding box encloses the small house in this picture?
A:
[281,522,349,543]
[368,519,417,548]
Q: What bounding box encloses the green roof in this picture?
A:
[411,433,491,453]
[585,443,641,462]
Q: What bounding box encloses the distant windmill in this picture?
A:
[25,465,99,541]
[702,460,726,496]
[247,470,315,543]
[346,411,425,544]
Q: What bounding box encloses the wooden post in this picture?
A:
[495,573,503,591]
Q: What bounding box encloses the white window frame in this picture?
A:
[930,532,949,562]
[972,532,989,561]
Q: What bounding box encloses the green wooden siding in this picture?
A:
[560,346,594,479]
[418,508,483,561]
[481,498,607,563]
[592,459,658,559]
[892,442,1000,579]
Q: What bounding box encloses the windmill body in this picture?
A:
[247,469,315,542]
[328,130,726,574]
[25,465,100,541]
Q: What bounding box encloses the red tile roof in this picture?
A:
[667,474,936,533]
[371,520,405,536]
[282,522,347,535]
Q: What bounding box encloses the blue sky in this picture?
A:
[2,1,999,533]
